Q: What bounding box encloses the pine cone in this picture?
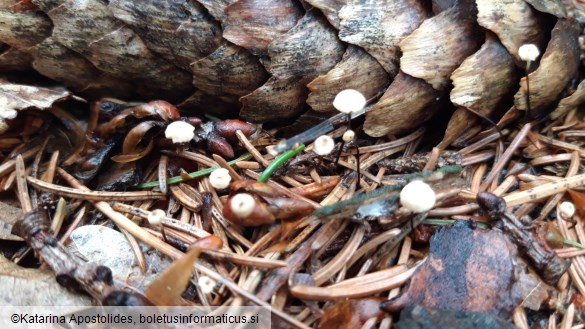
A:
[0,0,580,146]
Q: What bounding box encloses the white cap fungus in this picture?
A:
[342,130,355,142]
[165,121,195,144]
[559,201,575,219]
[147,209,166,226]
[333,89,366,114]
[400,180,436,213]
[209,168,231,190]
[518,44,540,62]
[313,135,335,156]
[198,276,216,294]
[230,193,255,219]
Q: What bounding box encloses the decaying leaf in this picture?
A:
[0,79,71,121]
[476,0,546,63]
[363,72,440,137]
[440,34,516,148]
[223,0,304,56]
[319,298,385,329]
[144,247,201,306]
[381,221,523,318]
[0,255,93,306]
[399,2,481,90]
[550,79,585,119]
[306,46,390,113]
[338,0,428,75]
[514,19,579,113]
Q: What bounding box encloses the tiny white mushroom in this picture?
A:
[314,135,335,156]
[333,89,366,114]
[147,209,166,226]
[165,121,195,144]
[518,44,540,62]
[559,201,575,219]
[209,168,231,189]
[400,180,436,213]
[198,276,216,294]
[342,129,355,142]
[230,193,255,219]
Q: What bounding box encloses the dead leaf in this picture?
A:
[514,19,580,114]
[338,0,428,75]
[319,298,385,329]
[0,254,93,306]
[381,220,523,318]
[550,79,585,119]
[476,0,546,63]
[440,34,516,148]
[223,0,304,56]
[363,72,440,137]
[307,46,390,113]
[399,3,481,90]
[0,79,71,121]
[144,247,201,306]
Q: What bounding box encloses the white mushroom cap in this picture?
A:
[230,193,255,219]
[518,44,540,62]
[342,130,355,142]
[198,276,216,294]
[559,201,575,219]
[147,209,166,226]
[209,168,231,189]
[400,180,436,213]
[165,121,195,144]
[333,89,366,114]
[314,135,335,156]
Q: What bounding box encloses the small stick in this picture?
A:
[480,123,531,191]
[158,155,168,194]
[28,176,165,201]
[15,155,32,213]
[236,130,269,167]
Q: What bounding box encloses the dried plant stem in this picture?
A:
[40,150,59,183]
[0,146,41,177]
[290,265,418,300]
[28,176,165,201]
[212,154,242,180]
[55,167,310,329]
[480,123,531,191]
[15,155,32,212]
[236,130,269,167]
[158,155,168,194]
